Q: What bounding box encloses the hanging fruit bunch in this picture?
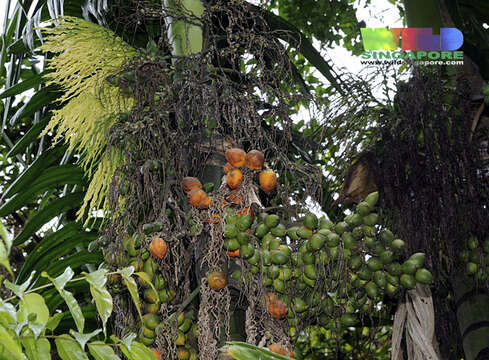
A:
[184,148,277,212]
[220,189,434,352]
[459,235,489,281]
[182,147,434,357]
[105,145,435,359]
[111,223,201,358]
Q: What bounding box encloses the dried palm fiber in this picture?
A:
[392,284,441,360]
[40,17,136,223]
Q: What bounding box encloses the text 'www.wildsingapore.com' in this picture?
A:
[360,59,464,66]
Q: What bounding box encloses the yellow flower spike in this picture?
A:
[39,17,136,223]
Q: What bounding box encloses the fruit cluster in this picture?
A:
[183,148,278,211]
[141,312,198,359]
[459,235,489,281]
[174,312,199,360]
[221,191,433,339]
[223,148,277,194]
[120,229,201,358]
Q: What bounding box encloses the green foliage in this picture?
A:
[0,242,156,360]
[294,325,391,359]
[266,0,367,55]
[223,341,292,360]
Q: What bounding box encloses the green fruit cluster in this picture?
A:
[459,235,489,281]
[120,231,177,347]
[223,192,433,338]
[174,313,199,360]
[223,208,254,258]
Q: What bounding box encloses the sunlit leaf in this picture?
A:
[55,334,90,360]
[88,341,121,360]
[83,269,112,335]
[42,268,85,333]
[0,324,23,360]
[45,312,64,332]
[120,341,157,360]
[120,333,137,352]
[70,328,102,350]
[20,328,52,360]
[4,271,36,300]
[118,267,142,321]
[0,301,17,324]
[18,293,50,325]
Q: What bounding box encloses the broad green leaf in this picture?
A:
[18,293,50,325]
[45,312,64,332]
[42,268,84,333]
[2,145,67,201]
[135,271,157,294]
[118,267,142,321]
[0,165,86,217]
[120,341,157,360]
[4,271,36,299]
[13,192,85,246]
[83,269,112,335]
[69,329,102,350]
[18,293,49,339]
[0,312,14,328]
[13,319,28,337]
[0,72,43,99]
[20,328,52,360]
[55,334,90,360]
[47,267,74,289]
[224,342,292,360]
[27,322,45,341]
[88,341,121,360]
[0,324,23,360]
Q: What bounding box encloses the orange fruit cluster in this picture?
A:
[224,148,277,194]
[182,177,211,209]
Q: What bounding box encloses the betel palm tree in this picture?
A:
[0,0,363,358]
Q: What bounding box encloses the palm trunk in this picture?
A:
[452,276,489,360]
[162,0,247,353]
[163,0,205,57]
